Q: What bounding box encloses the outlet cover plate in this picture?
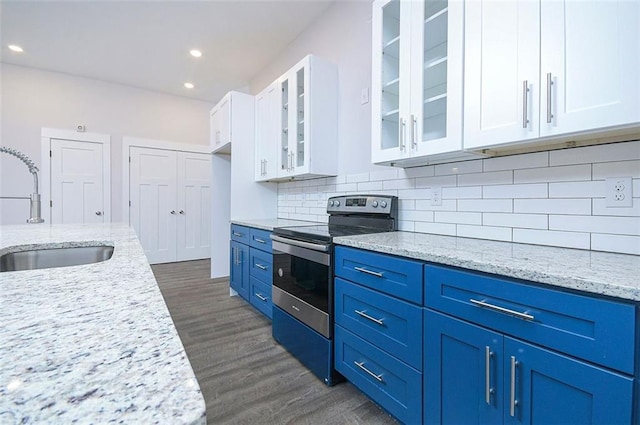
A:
[431,186,442,206]
[605,177,633,208]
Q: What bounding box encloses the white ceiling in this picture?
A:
[1,0,335,103]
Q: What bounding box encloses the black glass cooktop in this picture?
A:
[273,224,391,244]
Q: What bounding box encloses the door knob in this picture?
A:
[95,211,103,216]
[170,210,176,215]
[179,210,185,215]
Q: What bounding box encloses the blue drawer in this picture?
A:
[424,264,636,374]
[334,246,423,304]
[249,276,272,319]
[249,228,272,253]
[230,224,250,244]
[249,247,272,284]
[335,326,422,424]
[335,278,423,370]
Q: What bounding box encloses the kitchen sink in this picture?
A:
[0,245,114,272]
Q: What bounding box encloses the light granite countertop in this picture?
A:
[230,218,322,231]
[334,231,640,302]
[0,223,206,424]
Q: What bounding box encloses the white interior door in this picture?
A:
[176,151,211,261]
[129,147,177,264]
[50,139,105,224]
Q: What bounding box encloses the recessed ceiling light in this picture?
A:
[190,49,202,58]
[8,45,24,53]
[184,82,194,89]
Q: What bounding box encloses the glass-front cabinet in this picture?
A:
[372,0,463,165]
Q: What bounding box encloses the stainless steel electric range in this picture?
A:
[270,194,398,385]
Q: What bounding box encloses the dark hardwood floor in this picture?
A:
[152,259,398,425]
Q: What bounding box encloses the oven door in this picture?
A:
[271,235,331,338]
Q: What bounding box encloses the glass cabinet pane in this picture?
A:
[380,0,401,151]
[422,0,448,142]
[281,79,289,170]
[296,68,305,167]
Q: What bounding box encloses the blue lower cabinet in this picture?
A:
[425,309,634,425]
[335,325,422,424]
[249,276,272,319]
[230,240,249,300]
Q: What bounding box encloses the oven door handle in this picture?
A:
[270,235,329,253]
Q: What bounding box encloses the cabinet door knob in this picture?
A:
[95,211,103,216]
[179,210,185,215]
[170,210,176,215]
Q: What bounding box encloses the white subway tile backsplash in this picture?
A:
[414,221,457,236]
[591,234,640,255]
[457,170,513,186]
[549,215,640,236]
[458,199,513,213]
[549,181,605,198]
[514,164,592,183]
[513,229,591,250]
[483,213,548,229]
[434,211,482,225]
[483,183,548,199]
[592,160,640,179]
[443,186,482,199]
[276,140,639,255]
[434,160,483,176]
[405,165,435,178]
[415,175,457,188]
[457,225,512,242]
[550,141,640,166]
[370,169,399,181]
[484,151,548,171]
[357,181,383,191]
[514,199,591,215]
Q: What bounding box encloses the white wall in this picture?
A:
[0,63,211,225]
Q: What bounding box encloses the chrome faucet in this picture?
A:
[0,146,45,223]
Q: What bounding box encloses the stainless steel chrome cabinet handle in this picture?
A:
[232,247,237,265]
[95,211,102,216]
[254,238,266,244]
[400,117,407,151]
[522,80,529,128]
[232,232,243,237]
[470,299,534,321]
[546,73,554,123]
[256,293,268,301]
[255,264,268,270]
[485,346,493,404]
[354,361,384,382]
[170,210,176,215]
[179,210,185,215]
[411,114,417,150]
[354,266,384,278]
[510,356,519,417]
[355,309,385,325]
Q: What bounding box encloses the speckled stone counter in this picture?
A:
[334,231,640,302]
[0,223,206,424]
[230,217,321,231]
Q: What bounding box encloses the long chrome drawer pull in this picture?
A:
[470,299,534,321]
[255,293,268,302]
[354,361,383,382]
[255,264,268,270]
[232,232,243,237]
[354,310,384,325]
[254,238,266,244]
[510,356,519,417]
[354,267,384,278]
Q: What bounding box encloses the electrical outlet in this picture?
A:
[431,186,442,206]
[605,177,633,208]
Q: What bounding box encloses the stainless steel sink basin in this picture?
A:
[0,245,114,272]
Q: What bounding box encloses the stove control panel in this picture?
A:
[327,195,398,216]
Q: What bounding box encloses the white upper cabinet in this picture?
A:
[372,0,464,165]
[255,82,279,181]
[465,0,640,151]
[210,94,231,154]
[276,55,338,180]
[254,54,338,181]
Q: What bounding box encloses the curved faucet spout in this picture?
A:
[0,146,45,223]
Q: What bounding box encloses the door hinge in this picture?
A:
[129,200,131,207]
[49,150,52,157]
[129,156,131,163]
[50,200,53,207]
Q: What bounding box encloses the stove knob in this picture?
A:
[334,200,340,207]
[380,201,387,208]
[371,201,378,208]
[329,200,334,207]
